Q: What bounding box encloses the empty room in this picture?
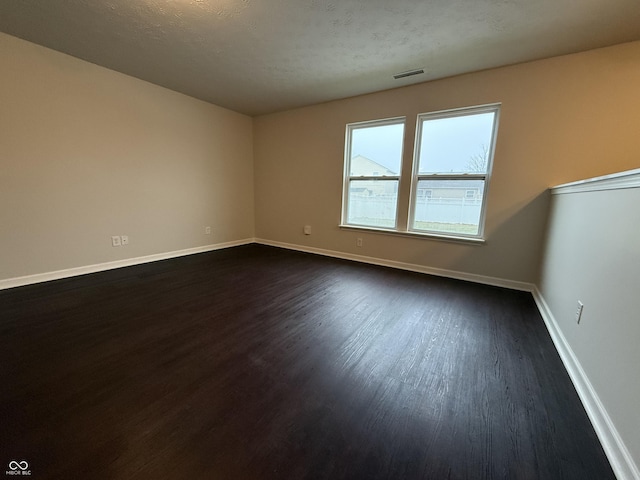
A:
[1,1,639,479]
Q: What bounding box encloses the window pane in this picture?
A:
[350,123,403,176]
[418,112,495,174]
[347,179,398,228]
[413,180,485,235]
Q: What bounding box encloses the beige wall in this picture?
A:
[538,182,640,477]
[3,34,638,285]
[253,41,640,284]
[0,33,254,281]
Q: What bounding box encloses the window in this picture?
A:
[342,117,405,229]
[341,104,499,241]
[409,105,499,238]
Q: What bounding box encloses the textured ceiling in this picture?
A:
[1,0,640,115]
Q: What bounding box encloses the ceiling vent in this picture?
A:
[393,69,425,80]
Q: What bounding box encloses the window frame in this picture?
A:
[339,104,500,243]
[341,116,406,230]
[408,104,500,240]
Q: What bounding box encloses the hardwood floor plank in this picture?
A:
[0,244,614,479]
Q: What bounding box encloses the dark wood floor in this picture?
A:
[0,244,614,479]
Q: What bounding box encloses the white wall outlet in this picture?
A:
[303,225,311,235]
[205,226,211,235]
[575,301,584,324]
[111,236,121,247]
[356,238,363,247]
[121,235,129,245]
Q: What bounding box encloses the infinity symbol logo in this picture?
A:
[8,461,28,471]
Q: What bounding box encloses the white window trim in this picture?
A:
[341,116,405,230]
[408,103,500,240]
[338,223,486,244]
[339,104,500,244]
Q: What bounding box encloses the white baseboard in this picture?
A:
[532,288,640,480]
[0,238,255,290]
[3,236,635,478]
[2,237,532,292]
[255,238,535,292]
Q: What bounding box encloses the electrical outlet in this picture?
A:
[111,236,121,247]
[575,301,584,324]
[121,235,129,245]
[356,238,363,247]
[303,225,311,235]
[205,226,211,235]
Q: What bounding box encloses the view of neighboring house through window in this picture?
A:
[341,104,500,241]
[342,117,404,228]
[410,104,500,238]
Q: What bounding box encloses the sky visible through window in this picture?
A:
[351,113,495,174]
[351,123,403,174]
[419,112,495,173]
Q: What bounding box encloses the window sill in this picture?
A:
[338,225,485,245]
